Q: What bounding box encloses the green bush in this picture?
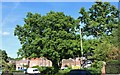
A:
[32,65,43,71]
[12,70,24,72]
[32,66,71,75]
[55,69,70,75]
[85,61,103,75]
[32,66,55,75]
[85,67,101,75]
[106,60,120,74]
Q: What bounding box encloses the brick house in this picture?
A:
[16,57,81,70]
[61,57,81,67]
[16,58,29,70]
[16,57,52,70]
[29,58,52,68]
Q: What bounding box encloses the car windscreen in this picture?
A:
[33,69,38,71]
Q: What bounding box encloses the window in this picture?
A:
[18,67,20,69]
[33,69,38,71]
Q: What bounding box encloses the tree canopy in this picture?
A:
[79,2,119,37]
[14,11,80,70]
[79,2,119,61]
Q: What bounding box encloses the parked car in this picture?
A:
[83,60,93,68]
[27,68,40,74]
[61,66,68,70]
[69,69,92,75]
[61,65,68,70]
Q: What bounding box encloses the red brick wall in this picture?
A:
[29,58,52,67]
[62,58,81,67]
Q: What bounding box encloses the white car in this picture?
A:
[83,60,92,68]
[61,66,68,70]
[27,68,40,74]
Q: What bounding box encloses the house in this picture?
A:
[29,57,52,68]
[16,57,81,70]
[61,57,81,69]
[8,59,16,69]
[16,57,52,70]
[16,58,29,70]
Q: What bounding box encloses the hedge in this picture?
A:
[106,60,120,74]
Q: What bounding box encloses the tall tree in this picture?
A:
[14,11,80,71]
[78,2,119,61]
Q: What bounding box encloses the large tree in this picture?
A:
[14,11,80,71]
[79,2,119,61]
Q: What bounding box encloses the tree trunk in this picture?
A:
[52,60,59,73]
[58,60,62,68]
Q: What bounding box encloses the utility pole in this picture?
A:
[80,27,83,68]
[80,27,83,57]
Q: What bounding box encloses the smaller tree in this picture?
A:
[78,2,119,61]
[79,2,119,38]
[0,49,8,62]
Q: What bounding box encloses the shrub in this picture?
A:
[32,65,43,71]
[32,66,55,75]
[85,67,101,75]
[41,67,55,75]
[55,69,70,75]
[85,61,103,75]
[106,60,120,74]
[12,70,24,72]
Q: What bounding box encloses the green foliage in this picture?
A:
[79,2,119,37]
[93,39,112,61]
[0,49,8,62]
[32,65,44,72]
[106,60,120,74]
[12,70,24,72]
[32,66,71,75]
[55,69,70,75]
[78,2,119,62]
[2,62,16,73]
[0,49,15,73]
[85,61,103,75]
[86,67,101,75]
[15,57,23,61]
[32,66,55,74]
[91,61,103,69]
[111,24,120,48]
